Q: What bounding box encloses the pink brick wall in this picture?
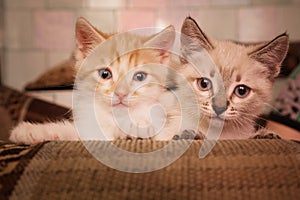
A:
[118,10,156,31]
[129,0,167,8]
[2,0,300,90]
[238,7,280,42]
[34,11,74,49]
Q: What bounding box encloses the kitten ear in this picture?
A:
[249,33,289,79]
[181,16,214,51]
[75,17,107,59]
[144,25,175,64]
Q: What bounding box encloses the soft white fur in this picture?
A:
[9,120,78,144]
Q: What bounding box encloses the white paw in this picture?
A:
[9,122,50,144]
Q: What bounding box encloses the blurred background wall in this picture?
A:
[1,0,300,90]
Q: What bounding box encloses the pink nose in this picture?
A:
[114,86,128,99]
[114,91,127,100]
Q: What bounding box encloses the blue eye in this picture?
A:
[133,72,147,82]
[197,77,212,91]
[98,68,112,80]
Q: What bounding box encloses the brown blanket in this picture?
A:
[1,139,300,199]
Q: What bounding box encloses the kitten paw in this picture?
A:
[173,130,206,140]
[10,122,49,144]
[9,121,78,144]
[250,128,281,139]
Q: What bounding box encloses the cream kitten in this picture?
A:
[178,17,289,139]
[10,17,180,144]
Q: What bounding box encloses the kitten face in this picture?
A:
[180,17,289,137]
[184,42,273,120]
[74,17,178,139]
[92,51,172,136]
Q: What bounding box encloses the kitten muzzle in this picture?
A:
[212,96,228,116]
[113,103,128,108]
[212,105,227,116]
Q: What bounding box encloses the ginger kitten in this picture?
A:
[10,17,180,144]
[178,17,289,139]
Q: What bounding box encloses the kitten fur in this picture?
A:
[179,16,289,139]
[10,17,179,144]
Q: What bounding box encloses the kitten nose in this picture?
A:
[114,86,128,99]
[115,92,127,99]
[212,105,227,116]
[212,96,228,116]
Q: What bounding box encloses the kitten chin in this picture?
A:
[179,16,289,139]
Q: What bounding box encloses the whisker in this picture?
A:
[263,102,279,113]
[238,111,269,122]
[237,113,267,130]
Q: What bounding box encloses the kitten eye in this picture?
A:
[197,78,212,91]
[234,85,250,98]
[98,68,112,80]
[133,72,147,82]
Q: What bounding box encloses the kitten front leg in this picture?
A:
[250,128,282,139]
[9,120,79,145]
